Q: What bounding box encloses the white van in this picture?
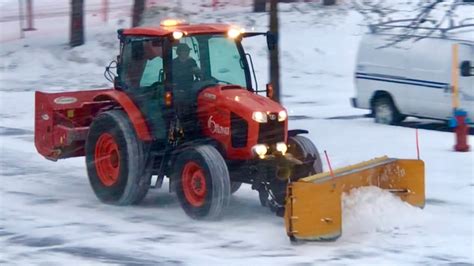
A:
[351,27,474,125]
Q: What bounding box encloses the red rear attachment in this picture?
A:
[35,89,114,161]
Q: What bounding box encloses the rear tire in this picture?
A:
[373,96,404,125]
[85,110,151,205]
[174,145,231,220]
[288,135,323,180]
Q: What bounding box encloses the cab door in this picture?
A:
[119,38,167,140]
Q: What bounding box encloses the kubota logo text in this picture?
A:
[208,116,229,135]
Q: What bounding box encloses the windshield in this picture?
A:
[171,34,248,89]
[208,36,247,87]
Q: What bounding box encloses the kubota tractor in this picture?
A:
[35,20,425,242]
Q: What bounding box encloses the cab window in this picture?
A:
[120,38,163,89]
[208,36,246,87]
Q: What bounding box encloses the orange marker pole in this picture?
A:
[324,150,335,178]
[416,128,420,160]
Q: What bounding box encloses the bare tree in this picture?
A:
[132,0,146,27]
[269,0,281,103]
[353,0,474,48]
[70,0,84,47]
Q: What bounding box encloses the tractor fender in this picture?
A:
[93,90,152,141]
[288,129,309,137]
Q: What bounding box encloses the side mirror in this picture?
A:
[266,31,277,51]
[460,61,473,77]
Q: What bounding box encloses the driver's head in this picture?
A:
[176,43,191,59]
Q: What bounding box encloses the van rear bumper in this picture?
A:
[350,97,358,108]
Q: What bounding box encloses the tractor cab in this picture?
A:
[114,20,267,140]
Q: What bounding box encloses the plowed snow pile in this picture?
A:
[343,187,424,236]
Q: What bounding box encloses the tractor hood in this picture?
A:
[197,85,288,160]
[199,85,285,114]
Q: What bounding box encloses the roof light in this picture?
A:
[227,28,242,39]
[172,31,184,40]
[160,19,187,27]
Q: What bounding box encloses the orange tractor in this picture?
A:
[35,20,425,241]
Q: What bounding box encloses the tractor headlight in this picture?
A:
[252,144,268,159]
[276,142,287,155]
[252,111,267,123]
[278,110,287,122]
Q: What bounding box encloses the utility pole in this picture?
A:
[269,0,280,102]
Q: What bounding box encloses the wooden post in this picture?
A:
[132,0,146,27]
[269,0,280,103]
[102,0,109,23]
[18,0,25,38]
[24,0,36,31]
[70,0,85,47]
[451,44,460,109]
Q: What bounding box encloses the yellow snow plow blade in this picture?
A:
[284,156,424,241]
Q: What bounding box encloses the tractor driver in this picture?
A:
[172,43,202,90]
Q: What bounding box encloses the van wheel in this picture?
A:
[373,97,404,125]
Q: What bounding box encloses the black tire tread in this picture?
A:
[289,135,323,175]
[174,145,231,220]
[86,110,150,206]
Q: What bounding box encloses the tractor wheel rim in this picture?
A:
[182,161,207,207]
[95,133,120,187]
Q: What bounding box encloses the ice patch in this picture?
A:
[342,186,424,237]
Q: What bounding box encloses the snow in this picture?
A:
[1,0,473,265]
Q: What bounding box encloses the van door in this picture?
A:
[407,38,451,120]
[355,34,413,112]
[459,44,474,122]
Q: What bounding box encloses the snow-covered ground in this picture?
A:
[1,1,473,265]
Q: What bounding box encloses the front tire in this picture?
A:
[85,110,151,205]
[288,135,323,180]
[265,135,323,210]
[174,145,231,220]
